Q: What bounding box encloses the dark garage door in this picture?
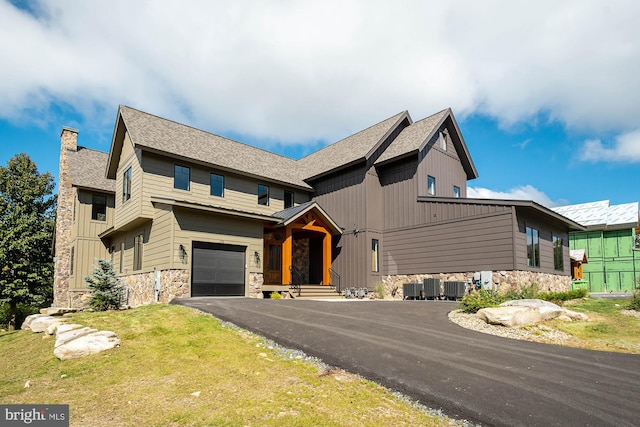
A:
[192,242,246,296]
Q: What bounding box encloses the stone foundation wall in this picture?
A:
[123,269,190,307]
[248,272,264,298]
[381,270,572,300]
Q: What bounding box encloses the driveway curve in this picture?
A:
[172,298,640,426]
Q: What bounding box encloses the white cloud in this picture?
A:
[467,185,568,208]
[579,129,640,162]
[0,0,639,147]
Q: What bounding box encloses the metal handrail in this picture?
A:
[289,266,303,296]
[329,268,341,294]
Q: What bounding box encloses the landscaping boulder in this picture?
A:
[476,306,544,327]
[53,331,120,360]
[55,327,98,348]
[26,315,63,333]
[21,314,46,330]
[500,299,564,321]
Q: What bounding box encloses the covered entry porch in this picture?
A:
[262,202,342,295]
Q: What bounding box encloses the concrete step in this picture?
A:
[289,285,342,299]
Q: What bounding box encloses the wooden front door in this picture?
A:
[265,243,282,284]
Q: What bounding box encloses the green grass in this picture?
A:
[549,298,640,353]
[0,304,451,427]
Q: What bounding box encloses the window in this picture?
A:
[258,184,270,206]
[92,194,107,221]
[210,173,224,197]
[123,167,132,203]
[427,175,436,196]
[372,239,379,272]
[133,234,143,271]
[70,247,75,276]
[284,191,294,209]
[268,245,281,271]
[453,186,461,198]
[174,165,190,190]
[526,226,540,268]
[553,235,564,271]
[439,131,447,151]
[119,241,125,273]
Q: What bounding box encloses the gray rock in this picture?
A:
[40,307,79,316]
[500,299,564,321]
[21,314,46,330]
[562,309,589,321]
[53,331,120,360]
[477,306,544,327]
[45,320,65,335]
[29,316,62,333]
[56,324,84,335]
[55,327,98,348]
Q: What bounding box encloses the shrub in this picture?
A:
[537,288,588,305]
[374,283,385,300]
[0,303,40,330]
[85,259,124,311]
[270,291,283,300]
[459,289,505,313]
[629,281,640,311]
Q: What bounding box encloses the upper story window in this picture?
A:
[453,186,461,198]
[123,167,132,203]
[553,235,564,271]
[174,165,190,190]
[371,239,379,272]
[258,184,270,206]
[92,194,107,221]
[210,173,224,197]
[526,226,540,268]
[427,175,436,196]
[439,130,448,151]
[284,191,294,209]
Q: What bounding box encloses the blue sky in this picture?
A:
[1,0,639,208]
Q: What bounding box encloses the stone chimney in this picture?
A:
[53,127,78,308]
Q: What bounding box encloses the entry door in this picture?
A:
[265,244,282,284]
[192,242,245,296]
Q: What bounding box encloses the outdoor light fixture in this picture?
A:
[254,251,261,266]
[179,244,187,262]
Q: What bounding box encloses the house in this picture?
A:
[553,200,640,293]
[52,106,584,308]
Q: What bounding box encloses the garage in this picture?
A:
[191,242,246,296]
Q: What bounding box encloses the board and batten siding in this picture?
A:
[384,211,515,275]
[115,132,144,229]
[141,152,308,217]
[143,204,175,271]
[68,238,110,290]
[73,189,114,238]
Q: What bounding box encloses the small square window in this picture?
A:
[439,131,447,151]
[453,186,460,198]
[92,194,107,221]
[210,173,224,197]
[427,175,436,196]
[258,184,270,206]
[284,191,294,209]
[174,165,190,190]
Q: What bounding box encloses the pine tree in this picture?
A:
[84,259,124,311]
[0,153,55,329]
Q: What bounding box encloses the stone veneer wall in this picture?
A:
[382,270,572,300]
[123,269,190,307]
[249,273,264,298]
[52,127,78,308]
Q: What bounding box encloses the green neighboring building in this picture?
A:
[554,201,640,293]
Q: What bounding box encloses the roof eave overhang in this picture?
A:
[274,202,342,235]
[106,107,127,180]
[303,157,365,183]
[417,196,586,231]
[98,216,153,241]
[150,197,280,223]
[363,111,412,160]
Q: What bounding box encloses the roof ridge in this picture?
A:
[119,105,298,162]
[77,145,109,155]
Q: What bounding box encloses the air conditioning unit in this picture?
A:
[403,282,424,300]
[444,281,466,300]
[423,278,441,299]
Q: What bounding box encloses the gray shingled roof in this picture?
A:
[69,147,115,192]
[119,106,312,190]
[375,109,448,165]
[272,201,315,222]
[297,111,409,180]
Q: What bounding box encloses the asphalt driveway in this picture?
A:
[172,298,640,426]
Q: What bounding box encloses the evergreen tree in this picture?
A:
[85,259,124,311]
[0,153,55,330]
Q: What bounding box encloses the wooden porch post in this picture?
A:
[323,231,331,286]
[282,226,293,284]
